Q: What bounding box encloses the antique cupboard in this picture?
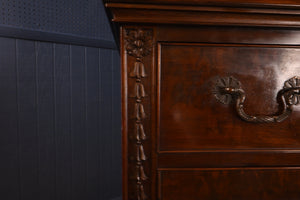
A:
[104,1,300,199]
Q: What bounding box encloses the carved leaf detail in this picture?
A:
[132,83,147,99]
[130,61,147,78]
[139,165,148,181]
[135,103,146,120]
[136,124,147,141]
[138,184,147,200]
[136,165,148,182]
[137,144,147,162]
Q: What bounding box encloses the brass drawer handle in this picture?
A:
[213,76,300,123]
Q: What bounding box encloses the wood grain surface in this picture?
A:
[109,0,300,199]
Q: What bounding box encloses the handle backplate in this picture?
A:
[213,76,300,123]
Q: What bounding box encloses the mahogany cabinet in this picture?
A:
[105,1,300,199]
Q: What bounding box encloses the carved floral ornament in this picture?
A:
[125,28,153,200]
[125,29,152,59]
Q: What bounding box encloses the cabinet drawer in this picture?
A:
[159,43,300,151]
[159,168,300,200]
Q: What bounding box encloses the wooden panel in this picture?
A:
[159,168,300,200]
[158,151,300,168]
[105,0,300,7]
[106,3,300,28]
[121,27,156,200]
[159,43,300,151]
[157,26,300,45]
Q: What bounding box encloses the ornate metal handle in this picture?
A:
[213,76,300,123]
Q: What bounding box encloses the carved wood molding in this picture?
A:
[107,3,300,28]
[125,28,153,200]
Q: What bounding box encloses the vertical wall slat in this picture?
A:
[54,44,72,200]
[100,48,113,199]
[70,45,87,199]
[109,51,118,197]
[112,49,122,197]
[98,48,104,200]
[36,41,55,200]
[0,38,18,200]
[16,39,39,200]
[86,47,100,200]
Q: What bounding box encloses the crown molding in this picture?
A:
[106,3,300,28]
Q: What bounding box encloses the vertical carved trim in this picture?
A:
[125,28,153,200]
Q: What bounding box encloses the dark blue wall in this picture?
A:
[0,0,114,41]
[0,1,121,200]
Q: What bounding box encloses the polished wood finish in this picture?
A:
[159,168,300,200]
[105,1,300,199]
[105,0,300,7]
[159,43,300,151]
[121,27,156,200]
[158,151,300,168]
[106,3,300,28]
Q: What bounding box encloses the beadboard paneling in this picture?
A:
[0,38,121,200]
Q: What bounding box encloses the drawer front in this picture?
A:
[159,43,300,151]
[159,168,300,200]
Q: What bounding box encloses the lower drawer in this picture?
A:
[159,168,300,200]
